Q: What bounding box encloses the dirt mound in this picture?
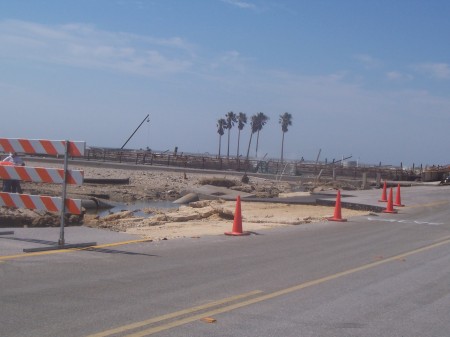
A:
[0,207,82,228]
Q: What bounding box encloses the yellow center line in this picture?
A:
[91,235,450,337]
[84,290,263,337]
[0,239,153,261]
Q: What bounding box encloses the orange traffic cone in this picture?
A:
[393,184,404,207]
[225,195,250,236]
[383,188,397,213]
[378,181,387,202]
[327,190,347,222]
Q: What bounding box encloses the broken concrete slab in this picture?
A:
[191,184,255,200]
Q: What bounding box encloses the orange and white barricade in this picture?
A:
[0,138,85,157]
[0,138,96,250]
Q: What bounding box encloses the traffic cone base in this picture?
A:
[378,181,387,202]
[327,217,347,222]
[225,231,251,236]
[225,196,250,236]
[327,190,347,222]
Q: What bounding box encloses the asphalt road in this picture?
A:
[1,186,450,337]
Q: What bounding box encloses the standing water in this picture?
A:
[86,200,179,218]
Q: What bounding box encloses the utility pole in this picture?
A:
[121,114,150,150]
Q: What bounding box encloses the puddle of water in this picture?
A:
[87,200,179,218]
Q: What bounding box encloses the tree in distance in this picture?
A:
[236,112,247,158]
[217,118,226,158]
[225,111,237,159]
[246,112,269,161]
[254,112,269,159]
[279,112,293,163]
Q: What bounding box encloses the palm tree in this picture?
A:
[225,111,237,159]
[279,112,293,163]
[217,118,226,158]
[245,114,260,161]
[254,112,269,158]
[236,112,247,158]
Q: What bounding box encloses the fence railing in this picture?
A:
[84,147,426,181]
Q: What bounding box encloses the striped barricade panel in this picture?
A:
[0,193,82,215]
[0,165,84,185]
[0,138,85,157]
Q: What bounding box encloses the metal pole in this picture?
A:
[314,148,321,173]
[58,140,69,246]
[120,114,150,150]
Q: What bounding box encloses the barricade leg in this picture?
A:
[23,242,97,253]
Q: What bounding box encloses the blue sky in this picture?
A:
[1,0,449,166]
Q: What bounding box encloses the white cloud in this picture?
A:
[0,19,195,76]
[413,62,450,79]
[386,71,413,81]
[207,50,250,74]
[218,50,242,67]
[353,54,382,69]
[221,0,256,9]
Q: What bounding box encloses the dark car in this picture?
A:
[441,175,450,185]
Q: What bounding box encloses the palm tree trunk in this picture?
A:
[255,131,260,158]
[227,129,231,159]
[218,135,222,158]
[281,131,285,163]
[246,132,253,161]
[237,130,241,158]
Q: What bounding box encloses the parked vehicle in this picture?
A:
[440,175,450,185]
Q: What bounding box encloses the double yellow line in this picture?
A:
[86,235,450,337]
[86,290,263,337]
